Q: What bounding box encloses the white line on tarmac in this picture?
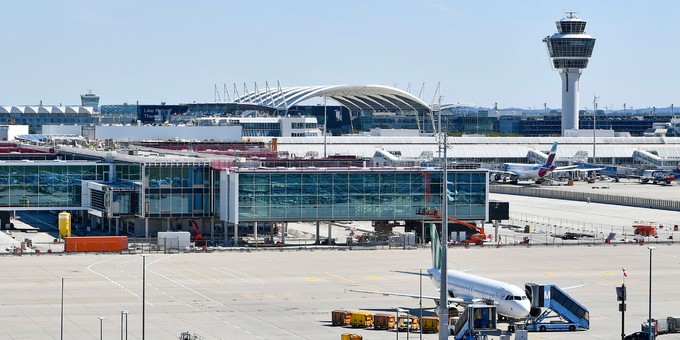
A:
[160,268,202,285]
[87,257,145,302]
[210,267,264,284]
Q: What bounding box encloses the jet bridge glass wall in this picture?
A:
[235,168,487,222]
[0,163,109,207]
[144,165,212,217]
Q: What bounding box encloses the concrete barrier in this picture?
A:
[490,185,680,211]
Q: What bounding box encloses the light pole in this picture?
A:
[648,246,655,340]
[419,268,423,340]
[438,95,449,340]
[121,310,129,340]
[99,316,106,340]
[60,277,67,340]
[323,95,327,158]
[141,255,147,340]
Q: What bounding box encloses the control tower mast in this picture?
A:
[543,12,596,134]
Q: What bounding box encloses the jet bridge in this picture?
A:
[451,304,502,340]
[524,283,590,332]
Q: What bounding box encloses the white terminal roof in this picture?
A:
[272,136,680,160]
[0,106,94,115]
[234,85,431,112]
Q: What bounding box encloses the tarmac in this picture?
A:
[0,179,679,339]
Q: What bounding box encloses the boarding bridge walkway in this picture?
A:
[525,283,590,332]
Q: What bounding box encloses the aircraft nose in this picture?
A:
[519,301,531,317]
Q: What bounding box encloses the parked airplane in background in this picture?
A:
[491,142,598,184]
[639,170,676,185]
[349,225,534,320]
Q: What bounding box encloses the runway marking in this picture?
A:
[87,257,146,303]
[368,276,381,280]
[602,271,614,275]
[210,267,264,284]
[182,265,224,284]
[542,272,556,277]
[306,277,318,281]
[90,255,305,339]
[162,268,201,285]
[325,272,355,283]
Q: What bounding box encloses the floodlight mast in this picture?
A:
[438,98,449,340]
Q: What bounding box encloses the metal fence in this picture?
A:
[490,185,680,211]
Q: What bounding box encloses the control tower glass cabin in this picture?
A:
[543,12,595,134]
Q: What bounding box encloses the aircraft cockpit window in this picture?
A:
[504,296,511,300]
[513,296,522,300]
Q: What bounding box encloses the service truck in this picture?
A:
[421,316,440,333]
[332,310,352,326]
[397,315,420,332]
[373,313,395,330]
[350,311,373,328]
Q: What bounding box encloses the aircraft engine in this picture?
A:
[494,174,502,181]
[530,307,542,317]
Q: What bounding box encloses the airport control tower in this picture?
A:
[81,90,100,111]
[544,12,595,134]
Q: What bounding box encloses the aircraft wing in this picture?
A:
[489,170,518,176]
[552,166,603,173]
[347,288,470,305]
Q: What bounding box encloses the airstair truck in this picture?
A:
[525,283,589,332]
[450,304,500,340]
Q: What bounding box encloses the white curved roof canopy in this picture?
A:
[234,85,432,113]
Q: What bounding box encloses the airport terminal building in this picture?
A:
[0,141,489,245]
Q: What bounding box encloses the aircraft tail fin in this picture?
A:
[544,142,558,168]
[430,223,441,270]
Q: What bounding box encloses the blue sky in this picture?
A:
[3,0,679,110]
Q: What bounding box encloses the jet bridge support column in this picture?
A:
[315,221,320,244]
[222,221,228,246]
[282,222,287,244]
[253,221,258,243]
[210,216,215,245]
[494,220,500,245]
[328,222,332,244]
[233,223,238,246]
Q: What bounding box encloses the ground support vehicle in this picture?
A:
[633,221,657,237]
[421,210,487,245]
[524,283,589,332]
[350,311,373,328]
[397,315,420,332]
[331,310,352,326]
[421,316,440,333]
[373,313,394,330]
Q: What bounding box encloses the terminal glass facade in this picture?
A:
[236,169,487,222]
[144,165,213,217]
[0,163,109,208]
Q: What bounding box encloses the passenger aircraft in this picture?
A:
[491,142,597,183]
[349,225,534,320]
[639,170,676,185]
